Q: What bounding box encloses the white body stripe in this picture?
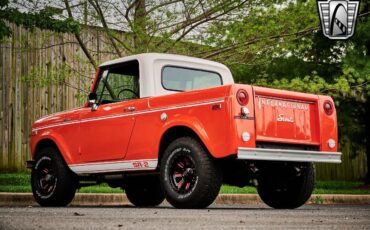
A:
[32,98,225,132]
[69,159,158,174]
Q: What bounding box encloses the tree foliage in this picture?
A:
[0,0,79,39]
[214,0,369,182]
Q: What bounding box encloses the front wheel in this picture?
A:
[257,162,315,209]
[31,147,77,206]
[160,137,222,209]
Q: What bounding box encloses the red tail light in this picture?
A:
[237,89,249,105]
[323,100,334,115]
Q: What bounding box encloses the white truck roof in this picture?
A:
[99,53,234,98]
[100,53,228,69]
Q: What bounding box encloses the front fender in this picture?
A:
[31,129,75,164]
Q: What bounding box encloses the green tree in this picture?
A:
[0,0,79,39]
[202,0,370,182]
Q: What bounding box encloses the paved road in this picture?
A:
[0,204,369,229]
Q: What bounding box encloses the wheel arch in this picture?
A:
[33,138,71,165]
[158,125,211,165]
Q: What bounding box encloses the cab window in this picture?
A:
[95,60,139,104]
[162,66,222,91]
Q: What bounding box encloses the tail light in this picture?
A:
[236,89,249,105]
[323,100,334,115]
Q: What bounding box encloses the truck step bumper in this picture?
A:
[237,147,341,163]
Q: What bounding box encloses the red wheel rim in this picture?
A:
[35,158,57,197]
[169,155,198,194]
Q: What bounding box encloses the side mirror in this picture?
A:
[88,92,98,111]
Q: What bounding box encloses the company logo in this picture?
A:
[317,0,359,39]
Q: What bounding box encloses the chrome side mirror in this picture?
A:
[88,93,98,111]
[89,99,98,111]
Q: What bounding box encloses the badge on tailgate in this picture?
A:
[277,114,294,123]
[258,97,309,111]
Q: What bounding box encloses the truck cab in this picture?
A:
[95,53,234,98]
[29,53,341,209]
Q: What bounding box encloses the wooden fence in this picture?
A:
[0,24,367,181]
[0,24,117,171]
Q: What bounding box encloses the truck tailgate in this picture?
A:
[253,86,320,146]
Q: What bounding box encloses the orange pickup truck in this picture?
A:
[28,53,341,209]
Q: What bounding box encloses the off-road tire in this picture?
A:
[125,175,165,207]
[160,137,222,209]
[257,162,315,209]
[31,146,77,207]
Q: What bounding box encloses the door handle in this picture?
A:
[124,106,136,112]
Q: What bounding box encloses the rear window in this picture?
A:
[162,66,222,91]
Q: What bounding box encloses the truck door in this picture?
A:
[79,60,140,163]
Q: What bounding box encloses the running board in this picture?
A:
[237,147,341,163]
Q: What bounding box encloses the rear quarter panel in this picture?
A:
[230,84,256,149]
[317,95,338,152]
[125,85,236,160]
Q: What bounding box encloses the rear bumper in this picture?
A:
[237,147,341,163]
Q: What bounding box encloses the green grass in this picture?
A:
[0,173,122,193]
[79,184,122,193]
[220,185,257,194]
[0,173,369,194]
[313,180,370,194]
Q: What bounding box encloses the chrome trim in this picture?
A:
[237,147,341,163]
[69,159,158,174]
[32,98,225,132]
[124,106,136,112]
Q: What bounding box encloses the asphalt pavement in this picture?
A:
[0,204,369,229]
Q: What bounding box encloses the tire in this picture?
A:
[31,146,77,207]
[257,162,315,209]
[160,137,222,209]
[125,175,165,207]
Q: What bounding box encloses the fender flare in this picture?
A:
[156,115,216,157]
[33,131,74,164]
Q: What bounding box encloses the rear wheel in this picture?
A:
[160,137,222,209]
[257,162,315,209]
[125,175,165,207]
[31,146,77,206]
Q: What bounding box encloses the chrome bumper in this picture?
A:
[237,147,341,163]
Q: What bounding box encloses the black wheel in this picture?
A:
[124,175,165,207]
[31,146,77,207]
[257,162,315,209]
[160,137,222,209]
